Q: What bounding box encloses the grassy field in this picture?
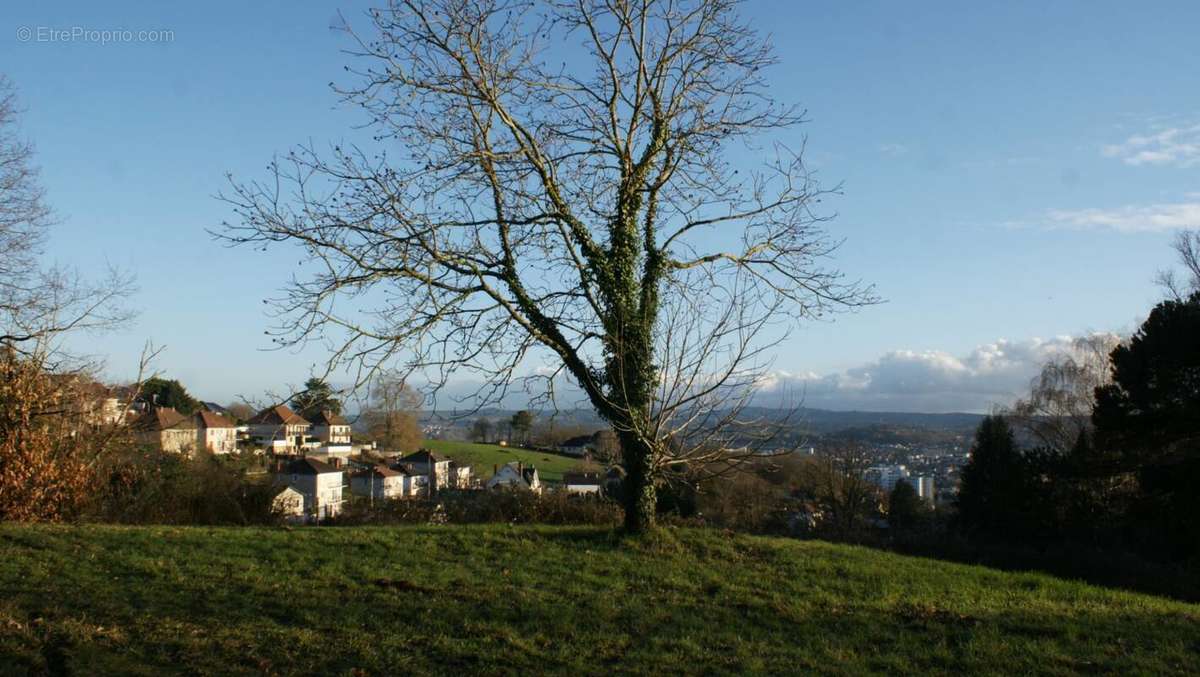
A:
[1,524,1198,675]
[423,439,591,482]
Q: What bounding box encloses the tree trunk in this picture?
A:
[620,433,656,533]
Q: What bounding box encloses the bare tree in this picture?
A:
[220,0,874,531]
[1156,229,1200,301]
[364,369,424,452]
[1007,334,1121,454]
[0,76,134,361]
[810,444,879,538]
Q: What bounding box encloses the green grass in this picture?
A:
[1,525,1197,675]
[423,439,590,482]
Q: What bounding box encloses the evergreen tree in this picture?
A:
[887,479,926,531]
[137,377,200,414]
[291,378,342,419]
[1093,293,1200,557]
[955,416,1036,538]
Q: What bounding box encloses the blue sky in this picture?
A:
[2,1,1197,412]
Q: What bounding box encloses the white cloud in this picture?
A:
[757,335,1118,413]
[1042,202,1200,233]
[878,143,909,157]
[1102,123,1200,168]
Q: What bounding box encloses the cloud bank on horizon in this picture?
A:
[753,334,1120,414]
[423,334,1121,415]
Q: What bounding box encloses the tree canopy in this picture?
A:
[290,378,343,419]
[955,416,1039,539]
[138,377,200,415]
[222,0,874,531]
[1093,293,1200,557]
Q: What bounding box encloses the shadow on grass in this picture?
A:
[882,532,1200,603]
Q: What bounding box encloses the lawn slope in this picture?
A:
[1,524,1197,675]
[423,439,588,482]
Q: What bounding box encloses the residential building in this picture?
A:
[487,461,542,493]
[277,458,344,522]
[307,410,353,459]
[562,471,601,495]
[395,450,453,490]
[350,464,412,500]
[248,404,312,454]
[271,486,306,523]
[195,410,238,454]
[132,407,197,455]
[309,410,352,445]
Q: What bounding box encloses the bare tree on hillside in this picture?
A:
[220,0,875,531]
[811,444,879,538]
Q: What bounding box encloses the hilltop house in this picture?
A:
[562,471,602,495]
[308,410,353,459]
[487,461,542,493]
[195,410,238,454]
[132,407,197,455]
[277,457,344,522]
[394,450,453,490]
[248,404,312,454]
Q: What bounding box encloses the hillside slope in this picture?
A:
[423,439,589,482]
[1,525,1197,675]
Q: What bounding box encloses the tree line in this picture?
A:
[958,232,1200,564]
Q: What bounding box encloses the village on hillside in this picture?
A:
[49,374,946,528]
[67,381,614,524]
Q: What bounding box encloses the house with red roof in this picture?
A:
[195,409,238,454]
[248,404,311,453]
[132,407,197,455]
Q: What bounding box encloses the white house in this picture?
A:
[195,410,238,454]
[132,407,197,455]
[395,450,453,490]
[249,404,312,454]
[487,461,542,493]
[350,464,411,500]
[309,410,353,457]
[562,471,601,495]
[271,485,306,523]
[278,457,344,522]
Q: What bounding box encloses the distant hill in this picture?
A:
[1,524,1195,674]
[423,406,985,435]
[785,407,986,434]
